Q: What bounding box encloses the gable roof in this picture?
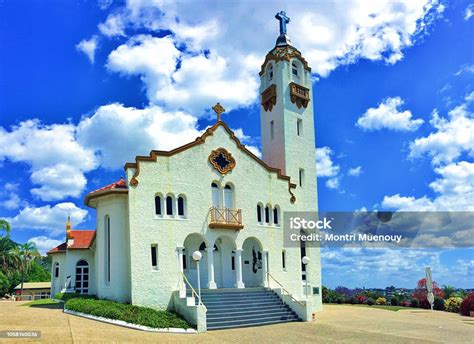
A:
[47,230,96,255]
[123,120,296,202]
[84,177,129,207]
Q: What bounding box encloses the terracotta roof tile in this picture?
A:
[47,230,96,254]
[91,177,127,194]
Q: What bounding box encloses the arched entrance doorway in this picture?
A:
[242,237,264,287]
[183,233,208,289]
[75,260,89,294]
[213,236,237,288]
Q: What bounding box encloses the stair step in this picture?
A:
[207,318,300,330]
[207,315,300,329]
[205,302,285,311]
[207,310,295,321]
[203,297,280,305]
[207,305,291,316]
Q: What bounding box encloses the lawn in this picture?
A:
[21,299,60,307]
[65,298,191,329]
[331,304,407,312]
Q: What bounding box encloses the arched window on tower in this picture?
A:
[267,64,273,82]
[265,205,270,223]
[273,206,280,225]
[155,195,162,216]
[257,204,262,223]
[292,62,298,77]
[177,196,185,217]
[166,196,174,216]
[54,262,59,278]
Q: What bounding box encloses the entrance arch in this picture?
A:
[212,236,237,288]
[183,233,208,289]
[75,260,89,294]
[242,237,264,287]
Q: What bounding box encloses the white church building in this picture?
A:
[48,11,322,331]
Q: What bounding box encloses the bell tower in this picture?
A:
[260,11,317,208]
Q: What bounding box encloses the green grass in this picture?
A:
[21,299,60,307]
[331,303,407,312]
[65,298,191,329]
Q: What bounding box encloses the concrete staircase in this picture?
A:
[200,288,301,330]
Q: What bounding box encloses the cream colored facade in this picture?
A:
[48,29,322,328]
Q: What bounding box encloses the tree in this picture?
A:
[412,278,445,309]
[442,285,456,299]
[13,242,41,297]
[0,237,18,271]
[0,220,11,237]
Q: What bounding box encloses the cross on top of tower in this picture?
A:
[275,11,290,35]
[212,102,225,122]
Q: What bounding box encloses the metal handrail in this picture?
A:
[267,272,305,306]
[180,271,204,306]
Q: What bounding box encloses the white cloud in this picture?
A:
[357,97,424,131]
[316,146,341,189]
[76,36,99,63]
[0,120,98,201]
[382,161,474,211]
[77,103,202,170]
[28,236,63,255]
[465,4,474,20]
[107,35,259,114]
[409,93,474,165]
[233,128,261,158]
[2,193,21,210]
[94,1,443,114]
[6,202,88,236]
[348,166,363,177]
[98,14,126,37]
[455,64,474,76]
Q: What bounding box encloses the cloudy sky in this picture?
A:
[0,0,473,288]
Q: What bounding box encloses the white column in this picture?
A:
[176,246,185,296]
[235,249,245,288]
[206,247,217,289]
[261,251,269,287]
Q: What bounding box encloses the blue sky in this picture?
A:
[0,0,473,288]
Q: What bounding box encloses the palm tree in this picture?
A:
[0,220,11,237]
[0,237,18,271]
[13,242,40,298]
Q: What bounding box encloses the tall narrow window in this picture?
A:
[265,206,270,223]
[223,184,233,209]
[231,252,235,271]
[257,204,262,222]
[299,168,305,188]
[151,244,158,270]
[282,250,286,270]
[270,120,274,140]
[54,263,59,278]
[292,62,298,76]
[166,196,173,215]
[183,254,187,270]
[104,215,111,285]
[155,195,162,215]
[297,119,303,136]
[267,64,273,81]
[178,196,185,217]
[273,207,279,225]
[211,182,220,207]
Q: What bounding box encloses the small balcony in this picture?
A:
[289,82,310,109]
[209,207,244,230]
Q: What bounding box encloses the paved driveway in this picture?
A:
[0,302,473,343]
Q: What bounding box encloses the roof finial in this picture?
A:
[66,214,72,239]
[275,11,292,47]
[212,102,225,122]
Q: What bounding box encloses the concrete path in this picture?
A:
[0,302,473,343]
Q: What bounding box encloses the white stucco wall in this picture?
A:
[126,123,322,311]
[94,195,131,303]
[50,253,66,296]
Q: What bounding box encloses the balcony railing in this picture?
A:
[209,207,244,230]
[289,82,310,109]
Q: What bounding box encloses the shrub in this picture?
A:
[400,300,411,307]
[65,298,190,329]
[356,295,367,304]
[366,297,375,306]
[433,297,445,311]
[375,297,387,305]
[445,297,463,313]
[54,292,96,302]
[410,298,420,308]
[390,297,399,306]
[460,293,474,316]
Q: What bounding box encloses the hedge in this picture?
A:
[54,292,97,302]
[65,298,190,329]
